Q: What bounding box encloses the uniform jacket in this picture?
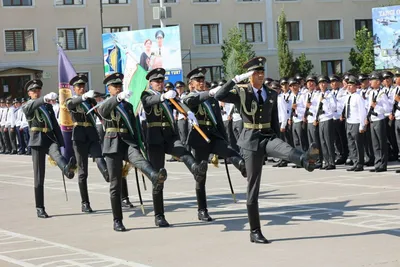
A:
[22,97,64,147]
[214,80,279,152]
[66,96,99,142]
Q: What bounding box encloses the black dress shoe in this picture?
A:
[11,150,17,155]
[365,161,374,167]
[36,208,49,218]
[113,220,126,232]
[278,161,288,167]
[250,229,270,244]
[63,156,77,179]
[81,203,93,213]
[320,165,327,170]
[325,165,336,170]
[272,161,281,167]
[375,168,387,173]
[335,158,346,165]
[396,169,400,173]
[155,214,170,227]
[347,166,357,171]
[121,199,135,208]
[354,165,364,172]
[369,169,376,172]
[345,159,354,166]
[198,209,213,222]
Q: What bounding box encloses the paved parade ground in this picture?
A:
[0,154,399,267]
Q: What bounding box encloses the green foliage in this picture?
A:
[277,9,294,77]
[225,49,242,80]
[386,0,400,6]
[293,53,314,78]
[349,27,375,74]
[221,27,255,77]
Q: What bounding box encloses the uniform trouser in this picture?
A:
[364,123,374,163]
[105,141,152,222]
[333,119,348,160]
[177,119,188,148]
[292,121,308,152]
[223,120,238,152]
[301,122,310,149]
[121,177,130,201]
[307,123,323,162]
[386,117,398,159]
[31,136,69,208]
[8,126,17,153]
[16,126,26,153]
[319,120,336,166]
[395,120,400,159]
[243,137,296,231]
[371,119,388,170]
[22,127,31,153]
[73,139,104,204]
[96,124,105,144]
[1,126,11,152]
[232,120,243,154]
[192,137,242,211]
[283,123,294,147]
[0,127,5,152]
[346,123,365,166]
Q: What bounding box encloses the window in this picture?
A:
[57,28,87,50]
[194,24,219,45]
[77,72,90,89]
[201,66,223,82]
[321,60,342,76]
[238,0,261,2]
[5,30,35,52]
[3,0,32,6]
[55,0,84,5]
[150,0,177,3]
[103,26,130,33]
[151,24,178,28]
[277,21,300,41]
[193,0,217,2]
[102,0,128,4]
[239,22,262,42]
[355,19,373,34]
[319,20,341,40]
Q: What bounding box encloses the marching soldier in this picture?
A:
[367,71,391,172]
[215,57,319,244]
[66,74,110,213]
[182,67,247,222]
[97,73,167,231]
[140,68,208,227]
[20,99,31,155]
[341,76,366,171]
[22,79,77,218]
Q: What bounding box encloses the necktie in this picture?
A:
[159,47,161,56]
[346,95,352,118]
[257,90,263,105]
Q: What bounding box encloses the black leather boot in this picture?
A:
[140,162,167,191]
[36,207,49,218]
[96,158,109,182]
[198,209,213,222]
[229,156,247,177]
[121,198,134,208]
[289,143,319,172]
[155,214,170,227]
[196,187,213,221]
[153,191,170,227]
[81,202,93,213]
[63,156,77,179]
[113,220,126,232]
[181,154,208,179]
[247,204,269,244]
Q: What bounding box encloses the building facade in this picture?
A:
[0,0,382,96]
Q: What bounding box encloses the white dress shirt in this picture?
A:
[221,102,233,122]
[306,90,320,123]
[277,93,288,128]
[6,106,16,127]
[343,92,367,131]
[0,107,8,127]
[315,90,337,122]
[289,92,306,123]
[368,89,391,121]
[332,88,348,120]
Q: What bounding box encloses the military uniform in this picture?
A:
[22,79,76,218]
[5,98,17,154]
[182,67,246,222]
[66,75,109,213]
[97,73,167,232]
[1,98,12,154]
[0,99,6,153]
[215,57,319,244]
[359,74,374,166]
[141,68,207,227]
[382,71,398,160]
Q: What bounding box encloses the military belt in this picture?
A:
[73,122,92,127]
[147,122,171,128]
[198,120,213,126]
[30,127,50,133]
[105,127,128,133]
[243,122,271,130]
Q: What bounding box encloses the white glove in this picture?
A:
[82,90,95,100]
[209,86,221,97]
[187,111,198,126]
[44,92,58,103]
[161,90,176,101]
[232,71,254,83]
[117,90,132,102]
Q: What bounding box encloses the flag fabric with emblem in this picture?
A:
[57,45,77,161]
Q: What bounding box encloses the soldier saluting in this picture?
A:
[140,68,208,227]
[97,73,167,232]
[66,74,110,213]
[215,57,319,244]
[22,79,77,218]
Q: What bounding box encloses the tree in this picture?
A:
[386,0,400,6]
[293,53,314,78]
[225,49,242,80]
[277,9,294,77]
[349,27,375,74]
[221,27,255,77]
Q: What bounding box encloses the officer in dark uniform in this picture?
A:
[22,79,77,218]
[66,74,110,213]
[141,68,208,227]
[97,73,167,231]
[182,67,247,222]
[215,57,319,244]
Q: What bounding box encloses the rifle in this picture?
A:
[289,94,297,129]
[315,93,325,125]
[302,93,312,129]
[367,92,378,123]
[388,87,400,127]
